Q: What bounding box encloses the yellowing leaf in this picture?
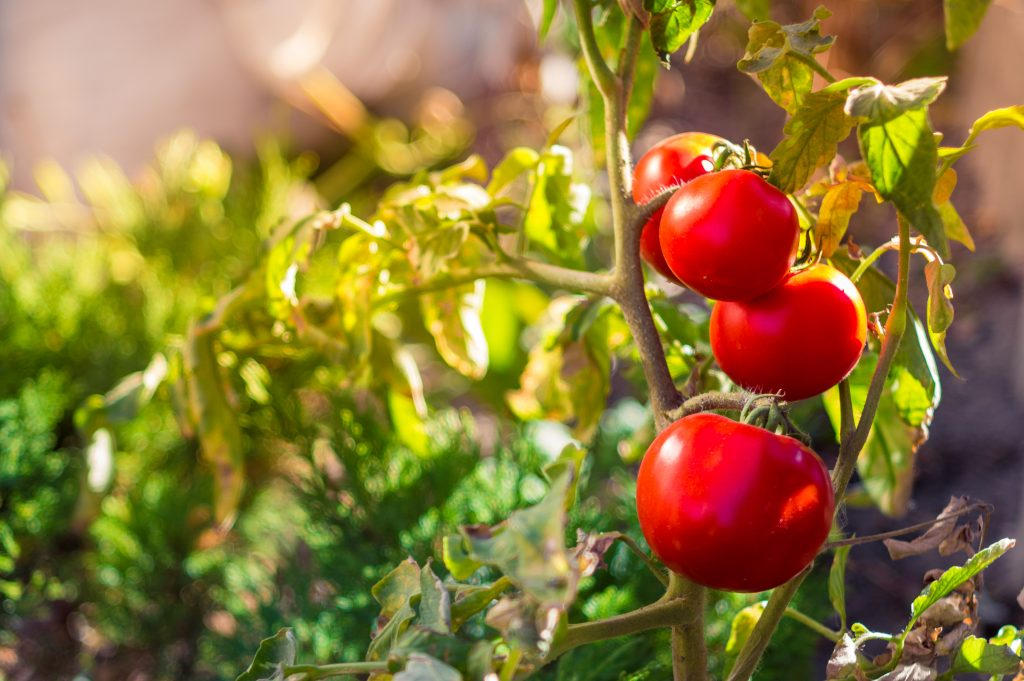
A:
[769,88,856,193]
[924,260,959,377]
[422,280,489,380]
[815,181,864,256]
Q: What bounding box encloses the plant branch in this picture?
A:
[824,502,990,550]
[284,661,390,680]
[727,214,913,681]
[571,0,618,99]
[374,259,616,306]
[617,534,670,587]
[632,185,683,226]
[545,593,692,660]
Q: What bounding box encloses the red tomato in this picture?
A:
[632,132,721,283]
[710,264,868,401]
[636,413,834,592]
[659,169,799,301]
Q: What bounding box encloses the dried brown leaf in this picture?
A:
[884,497,970,560]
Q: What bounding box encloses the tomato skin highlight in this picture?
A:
[710,264,868,401]
[632,132,721,283]
[659,169,799,301]
[636,413,834,592]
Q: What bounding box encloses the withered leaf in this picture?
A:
[884,497,970,560]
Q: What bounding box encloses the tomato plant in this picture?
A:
[632,132,720,282]
[7,1,1022,681]
[659,169,799,301]
[710,264,868,401]
[637,413,834,592]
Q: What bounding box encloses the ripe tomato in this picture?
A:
[632,132,721,283]
[659,169,799,301]
[710,264,867,401]
[636,413,834,592]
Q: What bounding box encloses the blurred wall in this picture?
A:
[0,0,528,189]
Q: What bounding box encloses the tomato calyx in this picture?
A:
[737,393,812,446]
[711,139,771,178]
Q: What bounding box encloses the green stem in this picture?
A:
[283,661,389,680]
[797,53,837,84]
[667,573,708,681]
[618,14,644,106]
[727,215,913,681]
[617,534,670,587]
[571,0,618,99]
[374,259,615,306]
[783,607,842,643]
[848,239,897,283]
[546,594,692,660]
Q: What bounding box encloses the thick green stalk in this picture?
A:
[726,216,913,681]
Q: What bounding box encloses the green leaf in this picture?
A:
[902,538,1016,639]
[944,0,994,50]
[845,78,947,123]
[829,545,851,631]
[461,472,577,607]
[539,0,559,40]
[488,148,540,196]
[417,562,452,634]
[422,281,489,380]
[236,629,297,681]
[737,6,835,114]
[389,390,430,457]
[857,108,947,257]
[645,0,715,60]
[923,261,958,377]
[523,146,591,267]
[442,535,484,582]
[950,635,1022,675]
[394,653,463,681]
[769,88,857,193]
[542,443,588,511]
[940,105,1024,165]
[724,603,765,676]
[373,559,422,619]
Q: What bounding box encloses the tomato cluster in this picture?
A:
[632,132,867,402]
[632,132,868,590]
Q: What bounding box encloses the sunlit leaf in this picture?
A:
[950,635,1022,675]
[422,281,489,380]
[450,580,512,630]
[235,629,296,681]
[769,85,860,193]
[644,0,715,61]
[944,0,994,50]
[850,79,948,255]
[814,181,864,256]
[373,559,422,619]
[738,6,835,114]
[902,539,1015,638]
[488,148,540,196]
[924,260,958,377]
[724,603,765,676]
[940,105,1024,167]
[539,0,559,40]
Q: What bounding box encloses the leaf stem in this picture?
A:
[617,534,670,587]
[798,53,837,84]
[783,607,842,642]
[726,570,810,681]
[667,572,708,681]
